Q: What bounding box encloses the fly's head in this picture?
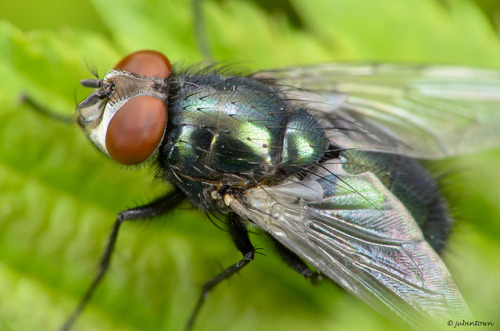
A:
[77,50,172,165]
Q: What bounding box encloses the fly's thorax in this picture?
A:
[161,74,286,180]
[159,72,329,183]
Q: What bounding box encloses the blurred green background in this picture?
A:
[1,0,500,330]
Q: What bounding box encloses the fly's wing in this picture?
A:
[224,162,471,327]
[253,64,500,159]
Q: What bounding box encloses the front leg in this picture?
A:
[60,187,185,331]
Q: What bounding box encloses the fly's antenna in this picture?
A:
[192,0,214,61]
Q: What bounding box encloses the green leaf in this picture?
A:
[1,0,499,330]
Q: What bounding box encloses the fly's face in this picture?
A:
[77,51,171,165]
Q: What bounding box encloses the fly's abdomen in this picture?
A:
[161,72,328,183]
[341,150,452,253]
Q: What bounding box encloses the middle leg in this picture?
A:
[185,212,255,330]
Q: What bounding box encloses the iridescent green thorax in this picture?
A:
[160,72,329,185]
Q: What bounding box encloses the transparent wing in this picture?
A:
[224,162,471,327]
[253,64,500,159]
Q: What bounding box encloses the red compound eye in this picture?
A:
[105,96,167,165]
[114,50,172,78]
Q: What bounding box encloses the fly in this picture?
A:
[60,49,500,330]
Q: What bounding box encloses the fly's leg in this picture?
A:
[192,0,213,61]
[59,188,185,331]
[185,213,255,331]
[272,238,322,283]
[21,93,75,123]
